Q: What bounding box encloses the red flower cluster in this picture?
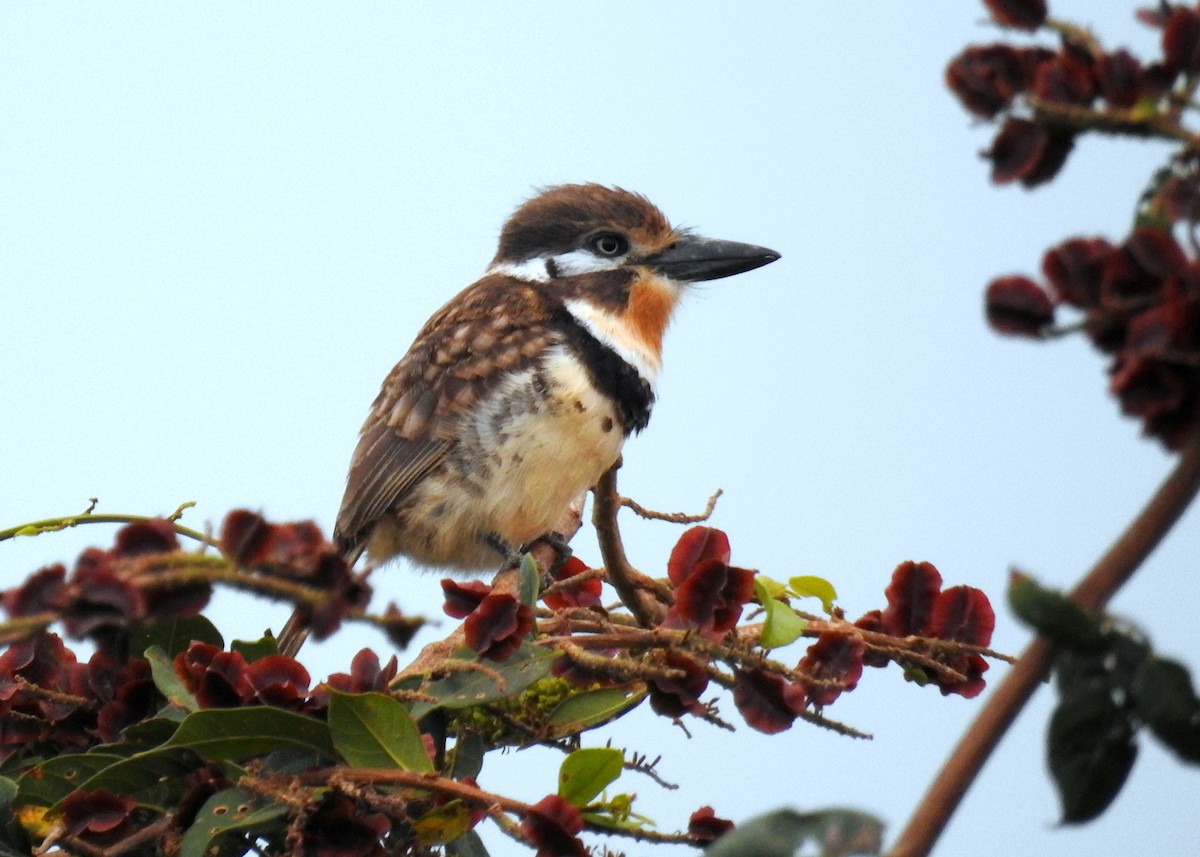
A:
[174,643,313,710]
[220,510,371,640]
[662,527,755,639]
[858,561,996,697]
[441,580,534,662]
[647,651,711,718]
[2,520,211,639]
[298,794,391,857]
[731,562,994,733]
[0,634,166,761]
[986,226,1200,447]
[945,3,1200,187]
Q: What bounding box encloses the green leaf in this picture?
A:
[546,687,645,738]
[557,747,623,807]
[130,615,223,658]
[445,828,490,857]
[788,575,838,614]
[705,808,884,857]
[231,636,279,662]
[409,644,558,719]
[755,577,807,650]
[0,778,17,810]
[518,552,540,608]
[15,754,126,807]
[450,732,485,781]
[1007,572,1106,652]
[62,750,201,812]
[703,809,817,857]
[162,706,335,761]
[754,575,788,599]
[146,645,199,712]
[94,716,182,754]
[178,787,287,857]
[327,690,434,773]
[1048,677,1137,823]
[1132,656,1200,763]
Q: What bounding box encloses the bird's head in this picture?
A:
[489,183,780,287]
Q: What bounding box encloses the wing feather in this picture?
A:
[331,275,560,559]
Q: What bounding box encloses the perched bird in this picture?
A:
[333,184,780,573]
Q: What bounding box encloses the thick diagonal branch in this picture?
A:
[889,430,1200,857]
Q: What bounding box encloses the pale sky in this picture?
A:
[4,4,1197,855]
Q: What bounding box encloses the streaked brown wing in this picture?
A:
[333,419,451,557]
[332,275,558,558]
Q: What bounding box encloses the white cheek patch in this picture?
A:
[547,249,624,276]
[563,297,661,387]
[486,258,552,282]
[487,249,626,282]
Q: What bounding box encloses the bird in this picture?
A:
[335,183,779,569]
[276,184,778,654]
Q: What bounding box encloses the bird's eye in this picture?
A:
[589,232,629,257]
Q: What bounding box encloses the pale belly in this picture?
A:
[368,348,627,571]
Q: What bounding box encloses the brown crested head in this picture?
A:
[492,184,678,265]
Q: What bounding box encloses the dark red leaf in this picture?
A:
[989,118,1045,183]
[796,632,867,707]
[301,794,390,857]
[945,44,1029,118]
[936,652,991,698]
[1103,227,1188,301]
[112,519,179,558]
[542,556,603,610]
[648,651,710,718]
[174,642,248,708]
[463,593,533,661]
[60,789,136,837]
[732,668,795,734]
[2,564,67,616]
[1042,237,1113,308]
[667,527,731,585]
[985,275,1055,336]
[983,0,1046,30]
[242,655,311,708]
[1096,49,1146,108]
[688,806,735,843]
[265,521,326,568]
[95,659,158,742]
[853,610,891,668]
[379,603,423,649]
[928,586,996,646]
[442,579,492,619]
[1110,353,1199,448]
[63,567,146,637]
[1164,8,1200,73]
[987,118,1075,187]
[219,509,273,565]
[521,795,587,857]
[1032,54,1096,106]
[881,561,943,636]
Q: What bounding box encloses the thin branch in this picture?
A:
[888,429,1200,857]
[619,488,723,524]
[0,502,217,548]
[592,463,671,627]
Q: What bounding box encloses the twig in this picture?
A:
[888,429,1200,857]
[0,502,216,548]
[619,488,723,524]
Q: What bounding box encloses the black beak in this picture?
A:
[645,235,780,283]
